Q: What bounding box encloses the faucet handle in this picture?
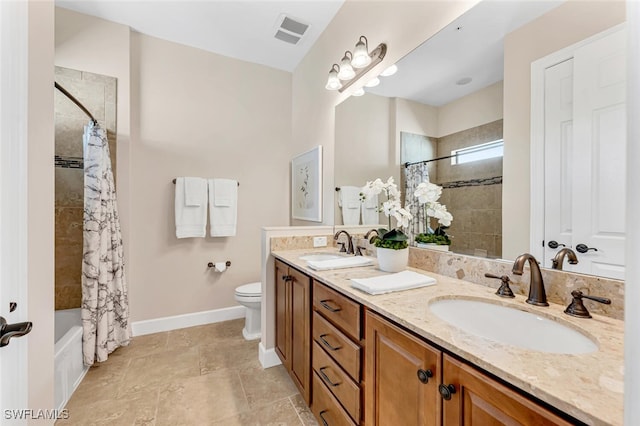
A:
[484,273,515,298]
[337,241,347,252]
[564,290,611,318]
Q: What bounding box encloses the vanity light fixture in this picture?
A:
[324,35,387,94]
[364,77,380,88]
[338,52,356,80]
[352,36,372,68]
[380,64,398,77]
[325,64,342,90]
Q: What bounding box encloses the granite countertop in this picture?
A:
[272,248,624,426]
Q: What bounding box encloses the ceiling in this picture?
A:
[55,0,345,72]
[367,0,563,106]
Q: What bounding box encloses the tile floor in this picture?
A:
[57,319,318,425]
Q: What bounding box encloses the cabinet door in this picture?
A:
[365,310,441,426]
[289,266,312,403]
[442,355,573,425]
[274,260,290,369]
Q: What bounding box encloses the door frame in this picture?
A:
[0,0,29,416]
[529,23,626,260]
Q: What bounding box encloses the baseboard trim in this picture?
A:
[259,342,282,368]
[131,305,246,336]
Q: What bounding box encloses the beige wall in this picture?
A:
[129,33,291,321]
[502,0,625,259]
[28,0,55,416]
[437,81,503,137]
[291,0,480,226]
[55,9,291,322]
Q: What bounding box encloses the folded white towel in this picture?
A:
[209,178,238,237]
[350,270,436,295]
[338,186,361,225]
[175,177,207,238]
[306,256,374,271]
[184,177,207,206]
[361,193,379,225]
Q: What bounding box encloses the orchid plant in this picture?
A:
[413,181,453,245]
[360,177,413,250]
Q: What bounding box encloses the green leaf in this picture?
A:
[381,228,407,242]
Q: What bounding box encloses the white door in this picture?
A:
[541,26,626,279]
[571,28,626,279]
[0,0,30,421]
[543,59,575,271]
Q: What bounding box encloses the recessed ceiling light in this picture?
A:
[456,77,472,86]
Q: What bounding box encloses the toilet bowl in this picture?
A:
[234,282,262,340]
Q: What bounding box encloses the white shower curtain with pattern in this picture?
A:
[403,162,430,243]
[82,121,131,365]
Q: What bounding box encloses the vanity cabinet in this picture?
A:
[441,355,572,425]
[274,259,312,403]
[311,280,364,425]
[365,310,442,426]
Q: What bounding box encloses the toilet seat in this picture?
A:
[235,282,261,297]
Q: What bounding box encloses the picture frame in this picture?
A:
[291,145,323,222]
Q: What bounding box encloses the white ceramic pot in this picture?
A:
[376,247,409,272]
[416,243,450,252]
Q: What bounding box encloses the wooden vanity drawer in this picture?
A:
[313,312,361,381]
[312,372,357,426]
[313,341,361,423]
[313,280,361,340]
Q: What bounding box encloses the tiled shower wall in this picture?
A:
[435,120,503,258]
[54,66,117,310]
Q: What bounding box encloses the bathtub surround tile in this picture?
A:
[57,319,306,425]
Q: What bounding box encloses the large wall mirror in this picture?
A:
[334,0,626,279]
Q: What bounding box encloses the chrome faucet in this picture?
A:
[334,230,354,255]
[551,248,578,270]
[512,253,549,306]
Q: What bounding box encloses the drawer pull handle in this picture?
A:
[319,410,329,426]
[281,275,292,281]
[320,299,342,313]
[439,383,457,400]
[319,367,341,387]
[319,334,342,351]
[417,368,433,384]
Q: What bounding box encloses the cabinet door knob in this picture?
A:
[417,368,433,384]
[439,383,457,400]
[281,275,291,281]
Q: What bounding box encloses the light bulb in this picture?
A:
[325,64,342,90]
[352,88,365,97]
[352,36,371,69]
[380,64,398,77]
[337,52,355,80]
[365,77,380,88]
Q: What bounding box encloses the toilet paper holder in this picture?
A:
[208,260,231,269]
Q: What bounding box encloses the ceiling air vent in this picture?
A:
[274,14,309,45]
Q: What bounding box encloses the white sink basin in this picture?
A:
[429,298,597,354]
[299,253,344,262]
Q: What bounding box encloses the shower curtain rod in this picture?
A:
[404,153,456,167]
[54,81,98,124]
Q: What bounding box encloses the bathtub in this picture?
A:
[54,308,88,411]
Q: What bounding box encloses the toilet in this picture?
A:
[234,282,262,340]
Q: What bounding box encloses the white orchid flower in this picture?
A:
[414,181,442,204]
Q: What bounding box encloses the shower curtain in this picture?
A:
[82,121,131,365]
[404,162,430,243]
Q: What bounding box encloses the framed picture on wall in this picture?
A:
[291,145,323,222]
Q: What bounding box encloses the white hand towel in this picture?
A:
[184,177,207,206]
[307,256,374,271]
[338,186,362,226]
[361,193,379,225]
[350,270,436,295]
[175,177,207,238]
[209,178,238,237]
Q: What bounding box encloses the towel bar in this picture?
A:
[173,178,239,186]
